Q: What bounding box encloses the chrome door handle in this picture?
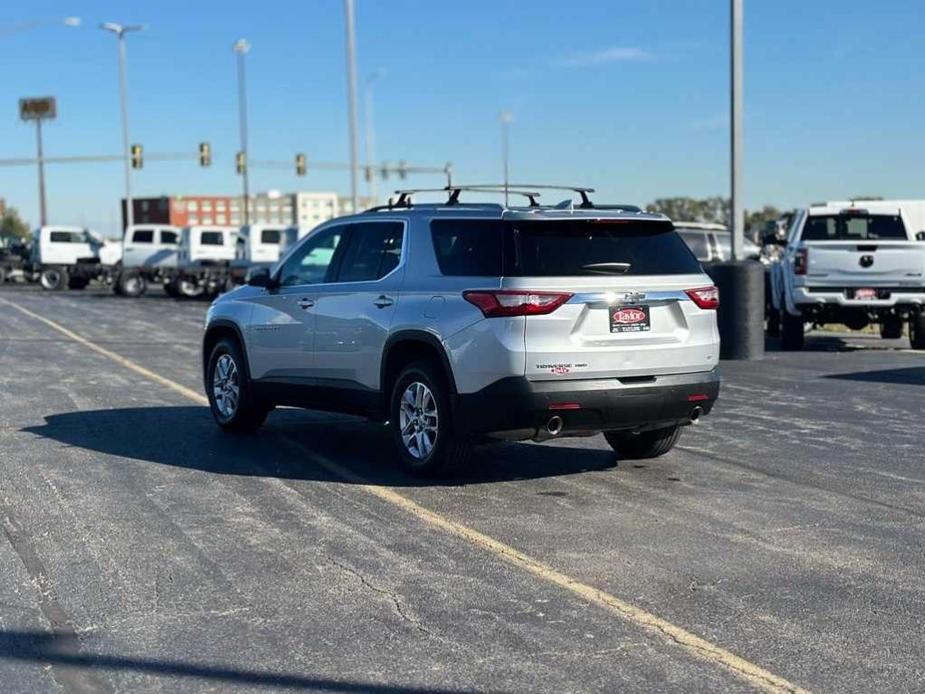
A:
[373,295,394,308]
[297,298,314,309]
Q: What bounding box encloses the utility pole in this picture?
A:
[100,22,144,232]
[234,38,251,225]
[364,69,385,204]
[35,119,47,225]
[343,0,360,212]
[730,0,744,260]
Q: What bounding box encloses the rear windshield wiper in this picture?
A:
[581,262,631,274]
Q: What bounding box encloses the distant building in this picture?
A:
[123,191,360,230]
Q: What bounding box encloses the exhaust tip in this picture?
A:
[689,406,703,423]
[546,415,564,436]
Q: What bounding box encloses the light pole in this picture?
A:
[343,0,360,212]
[730,0,744,260]
[364,69,385,204]
[500,111,513,207]
[233,38,251,225]
[100,21,143,232]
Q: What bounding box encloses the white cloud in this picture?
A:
[553,47,654,68]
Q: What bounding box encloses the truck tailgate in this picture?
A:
[802,241,925,286]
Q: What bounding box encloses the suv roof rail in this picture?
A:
[366,183,598,211]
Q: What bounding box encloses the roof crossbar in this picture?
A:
[455,184,596,208]
[387,185,544,208]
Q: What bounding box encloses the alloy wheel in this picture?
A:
[212,354,240,419]
[399,381,438,459]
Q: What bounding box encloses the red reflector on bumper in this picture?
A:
[548,403,582,410]
[687,394,710,402]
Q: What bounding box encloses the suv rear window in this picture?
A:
[431,219,700,276]
[802,214,907,241]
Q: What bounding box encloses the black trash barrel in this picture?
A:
[705,261,765,360]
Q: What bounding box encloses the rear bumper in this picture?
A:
[453,369,720,438]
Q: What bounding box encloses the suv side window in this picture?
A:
[335,222,404,282]
[278,226,345,286]
[431,219,503,276]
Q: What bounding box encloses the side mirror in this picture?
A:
[916,231,925,241]
[247,266,273,287]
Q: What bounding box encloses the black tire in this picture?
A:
[604,425,683,460]
[118,271,147,298]
[67,276,89,290]
[176,277,205,299]
[0,266,8,284]
[206,338,269,433]
[163,281,180,298]
[766,304,781,338]
[880,315,903,340]
[781,310,805,350]
[39,266,68,291]
[910,314,925,350]
[388,361,471,477]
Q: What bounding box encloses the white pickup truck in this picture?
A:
[116,224,181,297]
[768,203,925,349]
[169,226,238,298]
[29,226,122,291]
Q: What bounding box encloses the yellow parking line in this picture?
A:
[3,297,809,694]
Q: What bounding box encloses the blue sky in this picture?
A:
[2,0,924,235]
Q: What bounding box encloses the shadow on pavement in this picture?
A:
[0,629,468,693]
[23,406,617,487]
[823,366,925,386]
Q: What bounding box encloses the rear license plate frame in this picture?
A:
[610,305,651,333]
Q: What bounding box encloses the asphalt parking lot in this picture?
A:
[1,283,923,693]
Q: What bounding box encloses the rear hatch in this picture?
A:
[798,211,925,288]
[500,217,718,380]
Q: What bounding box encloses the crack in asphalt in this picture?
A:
[326,556,432,637]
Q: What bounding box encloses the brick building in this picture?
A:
[122,191,363,230]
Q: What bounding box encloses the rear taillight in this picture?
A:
[463,290,573,317]
[794,248,808,275]
[685,286,720,310]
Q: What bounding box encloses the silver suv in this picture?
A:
[202,185,721,476]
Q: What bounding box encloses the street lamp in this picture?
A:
[364,69,386,204]
[0,16,81,36]
[500,111,514,207]
[343,0,360,212]
[100,21,144,232]
[233,38,251,225]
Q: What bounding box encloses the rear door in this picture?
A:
[501,218,718,380]
[122,228,154,267]
[153,228,179,269]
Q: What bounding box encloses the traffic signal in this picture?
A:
[199,142,211,167]
[235,151,246,174]
[131,143,143,169]
[397,160,408,180]
[364,165,373,183]
[380,162,390,181]
[295,153,306,176]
